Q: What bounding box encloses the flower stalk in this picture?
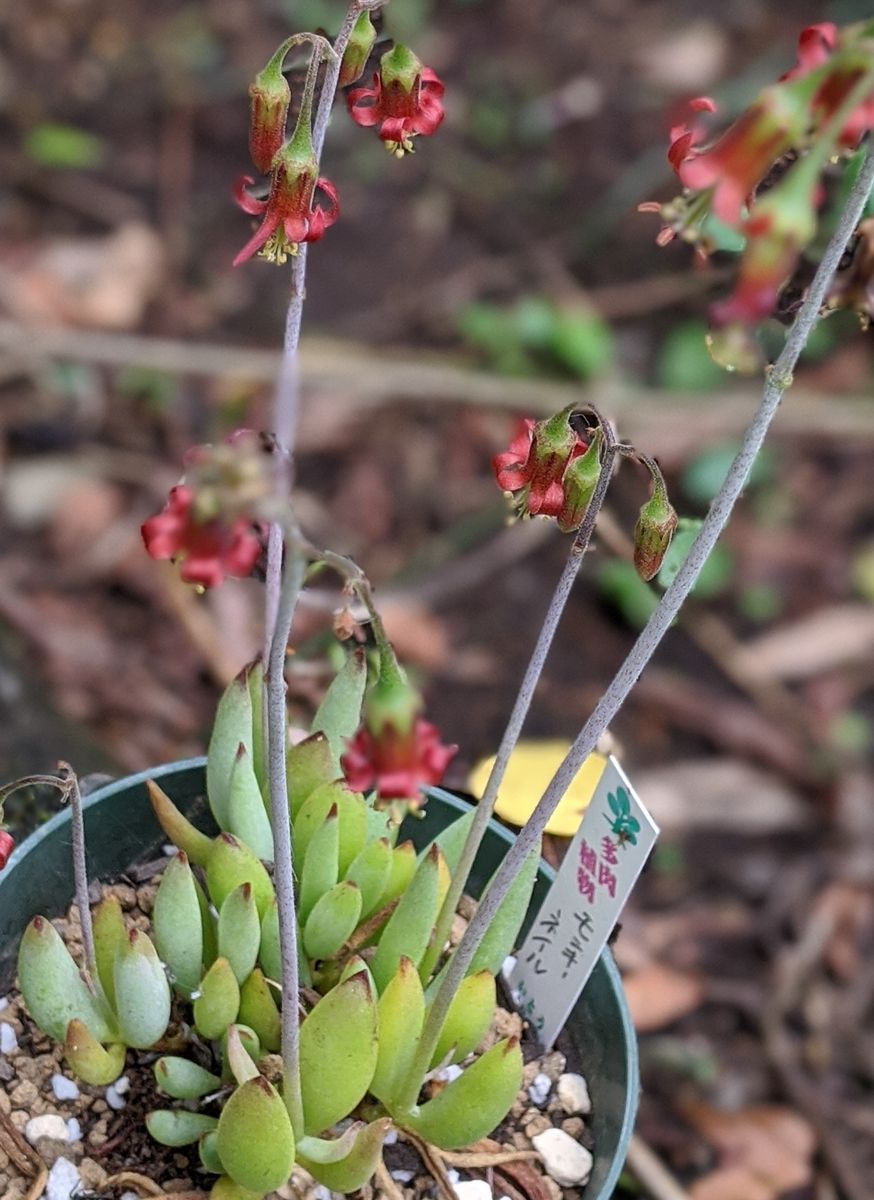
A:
[394,140,874,1110]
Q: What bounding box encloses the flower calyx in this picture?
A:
[347,43,445,157]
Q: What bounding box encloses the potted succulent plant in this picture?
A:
[3,8,874,1200]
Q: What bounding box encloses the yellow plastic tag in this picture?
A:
[469,742,608,837]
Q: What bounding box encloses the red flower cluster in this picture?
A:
[347,44,444,157]
[0,830,14,871]
[141,485,262,589]
[342,718,456,802]
[493,408,603,533]
[645,20,874,340]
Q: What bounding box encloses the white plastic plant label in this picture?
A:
[509,755,658,1048]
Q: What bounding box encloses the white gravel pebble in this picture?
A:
[113,1074,131,1095]
[527,1072,552,1106]
[106,1083,127,1110]
[0,1022,18,1053]
[66,1117,82,1142]
[383,1128,398,1145]
[391,1170,415,1183]
[25,1114,70,1144]
[121,1193,142,1200]
[556,1072,591,1115]
[51,1073,80,1102]
[453,1180,493,1200]
[46,1156,81,1200]
[446,1169,461,1185]
[500,955,517,981]
[532,1128,594,1188]
[434,1063,463,1083]
[0,995,8,1010]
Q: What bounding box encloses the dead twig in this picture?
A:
[0,1107,43,1176]
[99,1171,164,1195]
[398,1128,459,1200]
[625,1133,691,1200]
[375,1156,407,1200]
[435,1147,541,1168]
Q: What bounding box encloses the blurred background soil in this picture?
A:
[1,1,874,1197]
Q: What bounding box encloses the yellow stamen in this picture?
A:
[258,228,299,264]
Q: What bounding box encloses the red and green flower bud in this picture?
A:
[633,467,678,582]
[248,43,292,173]
[493,407,587,521]
[556,432,603,533]
[340,11,377,88]
[0,829,13,870]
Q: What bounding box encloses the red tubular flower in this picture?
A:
[141,485,262,589]
[0,830,15,870]
[672,86,808,227]
[492,408,586,521]
[342,718,456,801]
[710,154,820,328]
[347,44,444,157]
[233,131,338,266]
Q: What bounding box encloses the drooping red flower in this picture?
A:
[342,718,457,802]
[670,88,808,227]
[347,44,444,157]
[233,134,338,266]
[0,830,14,870]
[710,154,820,328]
[781,23,837,80]
[492,408,587,521]
[141,485,262,589]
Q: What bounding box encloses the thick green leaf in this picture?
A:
[247,659,267,797]
[114,929,171,1049]
[155,1056,221,1100]
[147,780,213,867]
[426,808,476,875]
[208,668,255,828]
[194,957,240,1039]
[227,746,273,862]
[258,898,281,984]
[429,971,495,1067]
[344,838,392,919]
[146,1109,218,1147]
[371,845,441,993]
[216,1076,295,1193]
[198,1129,224,1175]
[467,849,539,977]
[370,957,424,1107]
[207,834,274,919]
[311,648,367,770]
[238,968,280,1053]
[299,969,378,1135]
[375,840,417,910]
[293,780,364,869]
[218,883,261,984]
[153,852,203,997]
[224,1024,260,1085]
[64,1021,125,1085]
[286,732,336,818]
[18,917,116,1044]
[300,1118,392,1192]
[92,895,125,1011]
[403,1037,522,1148]
[304,881,362,961]
[299,806,339,924]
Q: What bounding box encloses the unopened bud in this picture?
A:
[249,44,292,173]
[633,463,678,582]
[340,11,377,88]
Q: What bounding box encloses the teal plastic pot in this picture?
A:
[0,760,637,1197]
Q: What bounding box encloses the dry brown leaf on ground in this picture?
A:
[3,222,165,329]
[634,759,809,835]
[733,605,874,683]
[624,962,706,1033]
[684,1103,816,1200]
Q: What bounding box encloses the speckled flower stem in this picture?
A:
[397,140,874,1107]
